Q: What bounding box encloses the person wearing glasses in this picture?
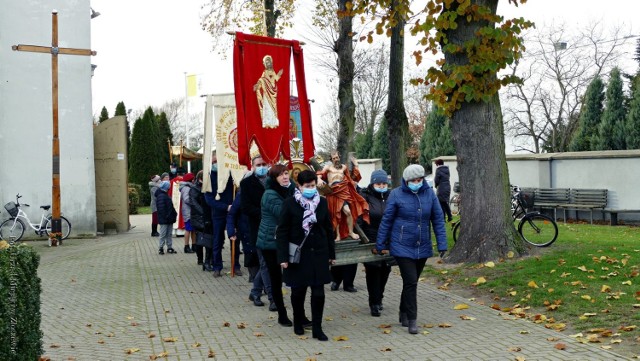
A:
[375,164,447,334]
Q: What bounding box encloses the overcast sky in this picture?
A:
[90,0,638,148]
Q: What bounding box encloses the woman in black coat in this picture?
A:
[277,170,335,341]
[434,159,453,222]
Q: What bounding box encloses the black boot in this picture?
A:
[203,247,213,271]
[399,311,409,327]
[311,294,328,341]
[195,244,204,265]
[291,288,306,335]
[151,223,159,237]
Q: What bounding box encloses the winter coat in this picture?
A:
[188,183,210,233]
[256,177,295,251]
[155,188,177,225]
[359,185,393,267]
[434,165,451,202]
[179,181,195,221]
[240,173,266,246]
[276,196,335,287]
[149,181,160,212]
[376,179,447,259]
[226,189,250,241]
[204,170,234,220]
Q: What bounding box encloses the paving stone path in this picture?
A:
[36,215,630,360]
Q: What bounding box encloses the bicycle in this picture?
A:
[452,186,558,247]
[1,194,71,242]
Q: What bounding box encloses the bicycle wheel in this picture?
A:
[0,218,26,242]
[45,216,72,240]
[450,194,461,215]
[518,213,558,247]
[452,221,461,243]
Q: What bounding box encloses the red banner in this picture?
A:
[233,33,315,168]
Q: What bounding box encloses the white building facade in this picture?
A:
[0,1,97,237]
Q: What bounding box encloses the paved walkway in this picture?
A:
[35,215,630,360]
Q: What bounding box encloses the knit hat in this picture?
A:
[160,181,170,191]
[183,172,195,182]
[402,164,425,181]
[370,169,388,184]
[151,175,160,182]
[160,172,169,180]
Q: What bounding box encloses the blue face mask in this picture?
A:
[211,164,218,172]
[407,182,422,192]
[170,168,176,174]
[255,166,268,177]
[374,186,388,193]
[301,188,317,199]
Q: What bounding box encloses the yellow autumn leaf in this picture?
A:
[600,345,612,350]
[254,332,264,337]
[484,261,495,268]
[507,251,515,258]
[577,265,588,272]
[610,339,622,344]
[582,313,597,317]
[460,315,476,320]
[527,280,539,288]
[476,277,487,284]
[508,291,517,296]
[382,329,391,334]
[454,303,470,310]
[519,330,529,334]
[438,323,452,328]
[162,337,178,342]
[601,285,611,293]
[422,330,430,335]
[333,335,349,341]
[515,356,526,361]
[124,348,139,354]
[192,342,201,348]
[622,280,632,286]
[581,295,591,300]
[0,240,9,250]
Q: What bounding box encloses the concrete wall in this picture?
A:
[356,159,383,188]
[0,1,97,236]
[94,116,129,233]
[434,150,640,222]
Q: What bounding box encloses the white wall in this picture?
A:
[434,150,640,223]
[0,1,96,236]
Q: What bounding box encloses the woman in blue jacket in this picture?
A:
[375,164,447,334]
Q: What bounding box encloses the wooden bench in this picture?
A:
[559,189,607,224]
[603,209,640,226]
[533,188,570,221]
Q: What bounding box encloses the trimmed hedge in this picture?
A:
[0,241,43,360]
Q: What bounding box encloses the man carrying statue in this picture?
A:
[317,151,369,241]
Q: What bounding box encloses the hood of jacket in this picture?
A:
[436,165,450,178]
[179,181,194,192]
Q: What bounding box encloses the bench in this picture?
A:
[559,189,607,224]
[603,209,640,226]
[533,188,570,221]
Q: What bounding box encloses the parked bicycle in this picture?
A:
[452,186,558,247]
[1,194,71,242]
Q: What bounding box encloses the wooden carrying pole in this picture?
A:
[12,10,96,245]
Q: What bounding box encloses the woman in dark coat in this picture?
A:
[360,169,393,317]
[434,159,453,222]
[277,170,335,341]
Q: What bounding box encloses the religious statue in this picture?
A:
[317,151,369,241]
[253,55,283,129]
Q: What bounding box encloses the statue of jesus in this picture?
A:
[317,151,369,241]
[253,55,283,129]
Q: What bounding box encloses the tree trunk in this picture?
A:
[335,0,356,161]
[385,0,408,187]
[445,0,524,263]
[264,0,277,37]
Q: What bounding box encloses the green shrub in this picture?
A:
[128,183,140,215]
[0,242,43,360]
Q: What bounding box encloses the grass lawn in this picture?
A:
[136,206,152,215]
[425,222,639,357]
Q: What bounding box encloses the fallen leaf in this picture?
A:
[148,333,156,338]
[476,277,487,284]
[485,261,495,268]
[380,347,392,352]
[508,346,522,352]
[333,335,349,341]
[547,337,559,341]
[126,316,134,320]
[620,325,637,332]
[192,342,201,348]
[325,317,333,321]
[130,322,139,326]
[610,339,622,344]
[237,323,247,329]
[125,348,140,354]
[622,280,632,285]
[223,322,230,327]
[587,334,601,343]
[438,323,452,328]
[515,356,526,361]
[454,303,470,310]
[50,344,61,348]
[422,330,430,335]
[382,329,391,334]
[107,333,115,338]
[422,323,435,328]
[378,324,392,328]
[519,330,529,334]
[507,251,515,258]
[559,272,571,278]
[601,285,611,293]
[86,323,92,327]
[460,315,476,320]
[570,333,583,338]
[554,343,566,350]
[581,295,591,300]
[254,332,264,337]
[97,339,105,344]
[38,357,51,361]
[577,265,588,272]
[162,337,178,342]
[527,281,539,289]
[208,349,216,358]
[509,291,517,296]
[601,345,613,350]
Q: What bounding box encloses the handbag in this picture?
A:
[288,233,309,264]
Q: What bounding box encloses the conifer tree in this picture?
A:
[371,118,390,175]
[114,101,130,153]
[420,107,455,173]
[354,125,374,159]
[626,79,640,149]
[129,107,163,204]
[156,112,173,167]
[98,106,109,123]
[596,68,626,150]
[569,77,605,151]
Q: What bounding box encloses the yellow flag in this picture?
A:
[186,74,197,97]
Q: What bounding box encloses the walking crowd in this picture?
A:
[147,154,448,339]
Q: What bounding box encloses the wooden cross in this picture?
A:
[12,10,96,246]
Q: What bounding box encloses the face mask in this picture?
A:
[255,166,268,177]
[211,164,218,172]
[374,186,388,193]
[408,182,422,192]
[302,188,317,199]
[170,168,176,174]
